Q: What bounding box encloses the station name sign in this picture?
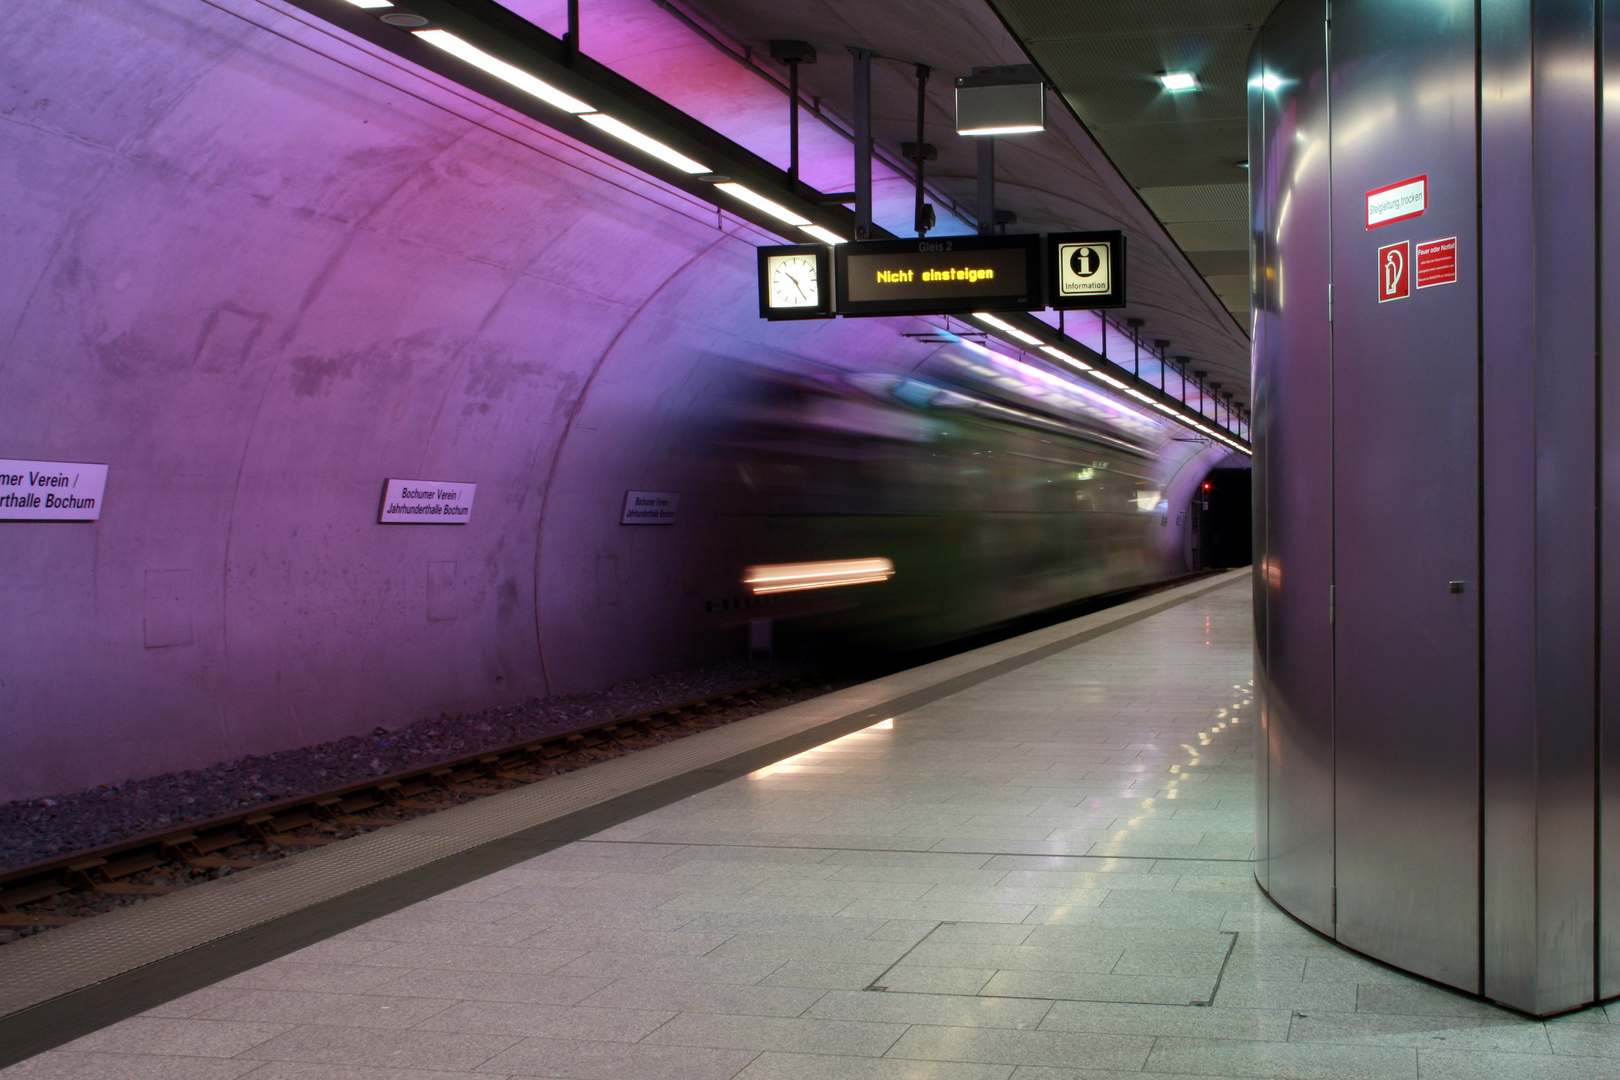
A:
[0,458,109,521]
[760,233,1125,320]
[380,478,476,524]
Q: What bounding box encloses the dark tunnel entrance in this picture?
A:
[1194,468,1252,570]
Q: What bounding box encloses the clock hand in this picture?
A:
[782,270,808,300]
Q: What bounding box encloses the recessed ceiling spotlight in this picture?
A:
[1158,71,1199,93]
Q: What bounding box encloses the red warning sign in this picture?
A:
[1415,236,1457,289]
[1377,240,1410,302]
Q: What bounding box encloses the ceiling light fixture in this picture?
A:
[800,225,846,245]
[1089,371,1127,388]
[972,312,1042,345]
[1039,345,1092,370]
[1158,71,1199,93]
[711,182,811,226]
[343,0,393,8]
[414,30,593,113]
[577,113,707,173]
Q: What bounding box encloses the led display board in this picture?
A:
[834,235,1043,316]
[1047,230,1126,309]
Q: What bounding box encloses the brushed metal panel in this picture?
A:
[1524,0,1598,1014]
[1251,0,1336,933]
[1478,0,1540,1010]
[1328,0,1481,991]
[1602,0,1620,1003]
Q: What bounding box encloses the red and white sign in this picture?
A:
[1415,236,1457,289]
[1378,240,1410,302]
[1366,175,1427,229]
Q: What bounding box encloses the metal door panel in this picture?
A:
[1328,0,1480,990]
[1251,0,1335,933]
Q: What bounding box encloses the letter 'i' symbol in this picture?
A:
[1383,248,1403,296]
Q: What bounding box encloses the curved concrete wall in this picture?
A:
[0,0,1229,803]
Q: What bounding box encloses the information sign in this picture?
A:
[834,235,1042,316]
[1048,230,1126,309]
[0,458,108,521]
[380,478,476,523]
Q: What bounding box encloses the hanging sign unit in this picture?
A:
[760,232,1127,320]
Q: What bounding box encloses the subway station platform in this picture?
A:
[3,572,1614,1080]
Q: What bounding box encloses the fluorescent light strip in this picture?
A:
[343,0,392,8]
[1039,346,1092,370]
[712,183,811,227]
[972,312,1042,345]
[801,225,845,245]
[1089,371,1126,388]
[578,113,707,173]
[414,30,593,114]
[958,124,1045,136]
[1160,72,1199,92]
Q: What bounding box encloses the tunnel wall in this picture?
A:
[1252,0,1616,1016]
[1,0,1230,803]
[0,0,947,801]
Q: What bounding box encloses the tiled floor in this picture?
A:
[8,580,1617,1079]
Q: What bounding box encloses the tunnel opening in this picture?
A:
[1193,467,1252,570]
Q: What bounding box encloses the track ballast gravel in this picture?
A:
[0,659,801,874]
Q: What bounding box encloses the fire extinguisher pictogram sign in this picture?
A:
[1377,240,1410,302]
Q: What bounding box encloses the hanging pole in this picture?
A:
[913,64,932,236]
[976,136,995,235]
[789,58,800,184]
[851,47,874,240]
[565,0,578,64]
[770,41,816,189]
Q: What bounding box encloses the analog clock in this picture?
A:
[757,243,832,320]
[767,254,819,308]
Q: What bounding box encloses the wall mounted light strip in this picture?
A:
[972,312,1042,345]
[712,182,811,226]
[413,29,594,114]
[578,112,708,173]
[341,0,392,8]
[1039,345,1092,370]
[801,225,846,245]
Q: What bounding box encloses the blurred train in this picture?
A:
[703,339,1231,652]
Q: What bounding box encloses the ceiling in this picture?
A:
[989,0,1275,326]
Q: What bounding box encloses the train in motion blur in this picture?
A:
[701,339,1238,653]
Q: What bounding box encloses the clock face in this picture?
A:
[767,254,819,308]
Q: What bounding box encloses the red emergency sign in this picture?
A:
[1415,236,1457,289]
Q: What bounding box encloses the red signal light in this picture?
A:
[1203,482,1211,490]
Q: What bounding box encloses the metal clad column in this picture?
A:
[1328,0,1482,990]
[1251,0,1337,933]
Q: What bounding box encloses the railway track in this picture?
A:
[0,671,838,943]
